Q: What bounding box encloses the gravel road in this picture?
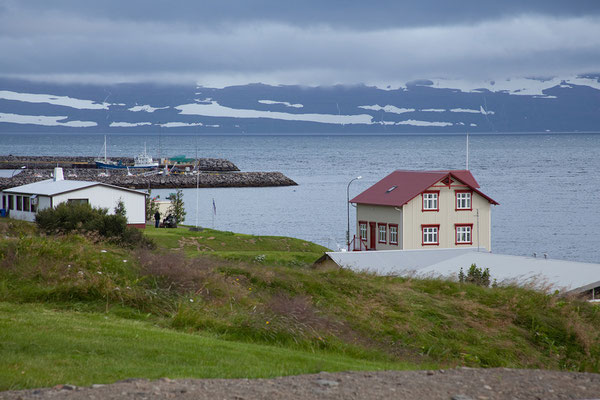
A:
[2,368,599,400]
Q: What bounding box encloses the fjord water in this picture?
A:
[2,133,599,263]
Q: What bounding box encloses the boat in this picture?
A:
[95,136,124,169]
[95,138,158,169]
[132,143,159,168]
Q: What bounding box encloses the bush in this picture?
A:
[35,202,154,249]
[458,263,491,287]
[35,202,110,234]
[167,189,186,224]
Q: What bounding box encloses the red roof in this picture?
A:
[350,170,498,207]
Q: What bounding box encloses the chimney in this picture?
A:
[53,167,64,182]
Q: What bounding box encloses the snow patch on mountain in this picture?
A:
[0,112,97,127]
[429,76,600,96]
[128,105,169,113]
[421,109,446,112]
[109,122,152,127]
[176,101,373,125]
[449,107,495,115]
[379,119,453,127]
[0,90,110,110]
[395,119,453,127]
[160,122,203,128]
[359,105,415,114]
[258,100,303,108]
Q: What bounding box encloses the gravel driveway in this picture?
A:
[2,368,599,400]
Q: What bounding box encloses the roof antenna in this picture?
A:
[466,132,469,170]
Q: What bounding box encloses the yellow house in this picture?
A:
[350,170,498,251]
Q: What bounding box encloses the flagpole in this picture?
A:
[213,197,217,229]
[195,141,199,229]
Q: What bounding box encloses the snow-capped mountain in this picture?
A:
[1,75,599,133]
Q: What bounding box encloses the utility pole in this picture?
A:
[347,176,362,250]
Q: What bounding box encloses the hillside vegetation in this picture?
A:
[1,218,599,390]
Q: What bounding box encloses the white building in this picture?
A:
[1,168,147,227]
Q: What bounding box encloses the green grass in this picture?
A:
[0,302,412,390]
[1,218,600,390]
[143,225,328,266]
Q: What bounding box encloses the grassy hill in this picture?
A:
[1,219,599,389]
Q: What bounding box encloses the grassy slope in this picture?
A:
[0,302,408,390]
[143,225,329,266]
[1,219,600,390]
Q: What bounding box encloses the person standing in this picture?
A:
[154,210,161,228]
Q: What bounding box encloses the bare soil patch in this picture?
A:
[2,368,600,400]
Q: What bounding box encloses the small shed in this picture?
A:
[1,168,147,227]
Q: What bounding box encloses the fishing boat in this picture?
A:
[95,138,158,169]
[132,143,159,168]
[95,136,124,169]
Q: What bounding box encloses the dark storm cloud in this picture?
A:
[0,0,599,85]
[6,0,600,28]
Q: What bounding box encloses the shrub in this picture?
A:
[35,202,154,249]
[167,189,186,224]
[35,202,110,234]
[145,189,159,221]
[114,198,127,217]
[458,263,491,287]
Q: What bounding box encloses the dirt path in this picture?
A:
[2,368,600,400]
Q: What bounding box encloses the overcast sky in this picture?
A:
[1,0,599,86]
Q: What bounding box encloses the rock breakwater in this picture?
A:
[0,156,239,171]
[0,169,297,191]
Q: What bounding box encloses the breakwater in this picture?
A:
[0,156,239,171]
[0,169,297,191]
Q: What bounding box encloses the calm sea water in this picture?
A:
[1,133,599,263]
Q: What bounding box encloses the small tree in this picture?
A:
[167,189,186,224]
[114,198,127,218]
[458,263,491,287]
[145,190,159,221]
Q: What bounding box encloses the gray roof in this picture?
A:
[321,249,600,294]
[2,179,146,196]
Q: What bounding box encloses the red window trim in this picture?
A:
[421,224,440,246]
[388,223,399,245]
[377,222,387,244]
[358,220,368,240]
[455,190,473,211]
[422,190,440,212]
[455,223,473,245]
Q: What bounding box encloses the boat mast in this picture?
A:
[104,135,107,162]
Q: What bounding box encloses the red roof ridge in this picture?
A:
[350,169,498,207]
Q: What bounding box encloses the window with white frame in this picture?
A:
[455,225,472,244]
[423,192,438,210]
[422,226,439,245]
[359,222,367,241]
[389,224,398,245]
[378,223,387,243]
[456,192,472,210]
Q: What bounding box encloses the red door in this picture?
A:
[369,222,377,250]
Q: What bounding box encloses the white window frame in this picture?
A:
[455,225,472,244]
[359,222,368,241]
[456,192,472,210]
[422,192,438,211]
[422,226,439,245]
[389,225,398,245]
[378,223,387,244]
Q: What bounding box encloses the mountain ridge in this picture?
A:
[1,76,599,133]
